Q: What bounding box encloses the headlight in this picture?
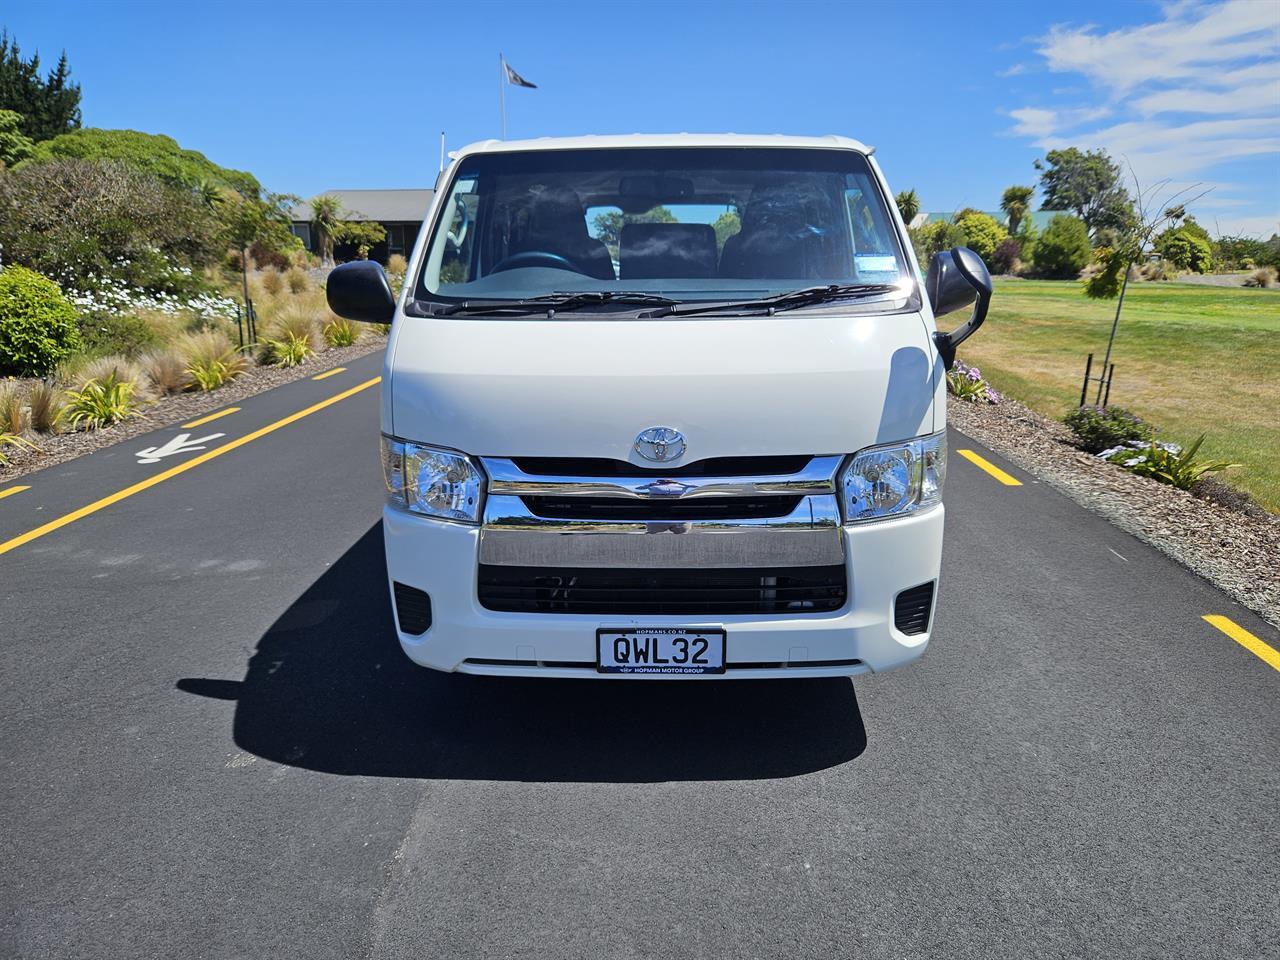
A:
[839,431,946,523]
[380,436,485,524]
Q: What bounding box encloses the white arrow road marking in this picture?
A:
[135,432,225,464]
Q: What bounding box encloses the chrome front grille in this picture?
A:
[478,455,845,569]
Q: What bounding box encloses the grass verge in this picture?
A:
[957,278,1280,511]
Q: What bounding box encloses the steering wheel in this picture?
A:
[490,250,588,274]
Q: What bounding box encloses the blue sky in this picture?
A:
[5,0,1278,236]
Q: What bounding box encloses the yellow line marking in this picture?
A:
[0,485,31,500]
[0,377,380,558]
[1203,615,1280,673]
[956,449,1023,486]
[182,407,240,428]
[312,367,346,381]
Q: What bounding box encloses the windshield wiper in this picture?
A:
[431,291,679,317]
[640,283,904,318]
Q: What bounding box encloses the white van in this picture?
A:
[327,134,991,679]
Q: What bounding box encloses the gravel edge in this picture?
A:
[0,337,387,483]
[948,395,1280,629]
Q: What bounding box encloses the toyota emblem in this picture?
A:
[634,427,686,463]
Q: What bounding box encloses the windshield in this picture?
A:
[416,147,913,308]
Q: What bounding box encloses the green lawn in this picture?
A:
[956,279,1280,511]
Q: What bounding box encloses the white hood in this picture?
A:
[385,311,941,462]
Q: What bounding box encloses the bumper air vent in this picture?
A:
[478,565,847,616]
[392,582,432,635]
[894,581,935,635]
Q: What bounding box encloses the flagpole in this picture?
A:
[499,53,507,139]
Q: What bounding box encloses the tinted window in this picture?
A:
[418,147,908,304]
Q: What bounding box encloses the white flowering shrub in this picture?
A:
[68,272,239,325]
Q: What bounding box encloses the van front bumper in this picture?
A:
[382,503,943,679]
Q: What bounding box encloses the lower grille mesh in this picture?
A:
[392,582,432,635]
[894,581,935,635]
[478,565,847,616]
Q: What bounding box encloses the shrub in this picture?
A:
[288,247,317,270]
[260,269,285,297]
[0,430,37,465]
[1064,405,1153,454]
[20,128,261,197]
[946,360,1002,404]
[285,267,309,293]
[76,310,160,358]
[1243,267,1277,288]
[1104,435,1237,490]
[1154,219,1214,273]
[910,219,967,271]
[0,381,28,434]
[990,237,1022,275]
[1033,214,1092,279]
[260,331,313,367]
[65,371,136,429]
[27,380,66,433]
[1155,228,1212,274]
[386,254,408,275]
[1215,236,1270,271]
[78,355,154,402]
[952,210,1008,266]
[1139,259,1179,282]
[261,302,322,352]
[178,331,248,391]
[0,265,82,376]
[250,242,290,273]
[322,315,360,348]
[141,348,193,394]
[0,158,221,292]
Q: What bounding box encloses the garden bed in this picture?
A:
[948,394,1280,629]
[0,336,385,483]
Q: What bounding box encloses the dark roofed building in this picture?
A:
[289,188,434,264]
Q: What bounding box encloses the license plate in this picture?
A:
[596,627,726,675]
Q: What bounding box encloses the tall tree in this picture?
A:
[1000,185,1034,235]
[895,189,920,226]
[1035,148,1134,237]
[0,33,81,142]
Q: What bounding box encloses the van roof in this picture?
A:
[451,133,873,158]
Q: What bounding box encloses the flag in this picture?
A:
[504,61,537,89]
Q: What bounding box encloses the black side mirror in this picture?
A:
[326,261,396,323]
[926,246,992,369]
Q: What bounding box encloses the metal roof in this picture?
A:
[289,188,434,224]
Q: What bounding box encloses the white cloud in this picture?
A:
[1037,0,1278,93]
[1009,107,1057,138]
[998,63,1027,77]
[1007,0,1280,235]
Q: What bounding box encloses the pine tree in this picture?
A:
[0,33,82,143]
